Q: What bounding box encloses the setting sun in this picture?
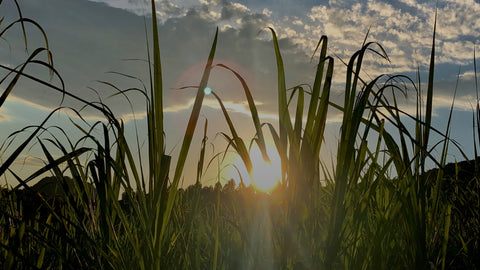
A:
[230,145,282,192]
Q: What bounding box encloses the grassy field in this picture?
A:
[1,0,479,269]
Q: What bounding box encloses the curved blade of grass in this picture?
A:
[204,146,229,174]
[304,36,328,140]
[12,147,89,189]
[196,118,208,184]
[0,48,54,107]
[210,90,252,174]
[163,27,219,251]
[269,28,293,138]
[100,79,148,186]
[312,56,334,158]
[0,107,66,177]
[171,27,218,185]
[12,0,27,49]
[0,62,120,123]
[216,63,270,163]
[269,28,293,183]
[0,17,53,72]
[325,42,389,268]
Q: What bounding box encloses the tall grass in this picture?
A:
[1,0,479,269]
[1,0,219,268]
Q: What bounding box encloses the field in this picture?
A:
[1,0,479,269]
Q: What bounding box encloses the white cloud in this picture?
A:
[6,95,55,113]
[230,2,249,13]
[292,19,303,26]
[436,1,480,41]
[397,0,417,8]
[297,0,479,85]
[83,0,478,80]
[367,0,396,18]
[460,70,478,80]
[262,8,272,17]
[438,40,476,64]
[221,24,233,31]
[432,94,477,112]
[163,96,277,120]
[201,9,221,21]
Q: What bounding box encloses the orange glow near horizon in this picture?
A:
[230,144,282,193]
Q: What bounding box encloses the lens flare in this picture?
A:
[204,87,212,95]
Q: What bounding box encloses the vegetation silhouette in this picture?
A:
[0,0,479,269]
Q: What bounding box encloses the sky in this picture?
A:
[0,0,479,188]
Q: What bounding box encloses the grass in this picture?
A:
[1,0,479,269]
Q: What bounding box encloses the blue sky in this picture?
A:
[0,0,479,187]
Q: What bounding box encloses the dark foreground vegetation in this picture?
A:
[1,0,479,269]
[2,160,480,269]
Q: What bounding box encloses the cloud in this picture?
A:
[221,2,250,20]
[289,0,478,78]
[262,8,273,17]
[459,70,479,80]
[1,0,478,127]
[86,0,478,77]
[163,94,278,121]
[0,111,10,122]
[0,0,310,123]
[12,154,47,169]
[437,1,480,40]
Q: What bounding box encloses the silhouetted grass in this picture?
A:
[0,1,479,269]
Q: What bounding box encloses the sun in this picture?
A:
[230,145,282,193]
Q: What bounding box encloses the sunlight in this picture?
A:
[249,146,282,192]
[230,145,282,193]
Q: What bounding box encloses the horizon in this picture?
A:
[1,0,479,189]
